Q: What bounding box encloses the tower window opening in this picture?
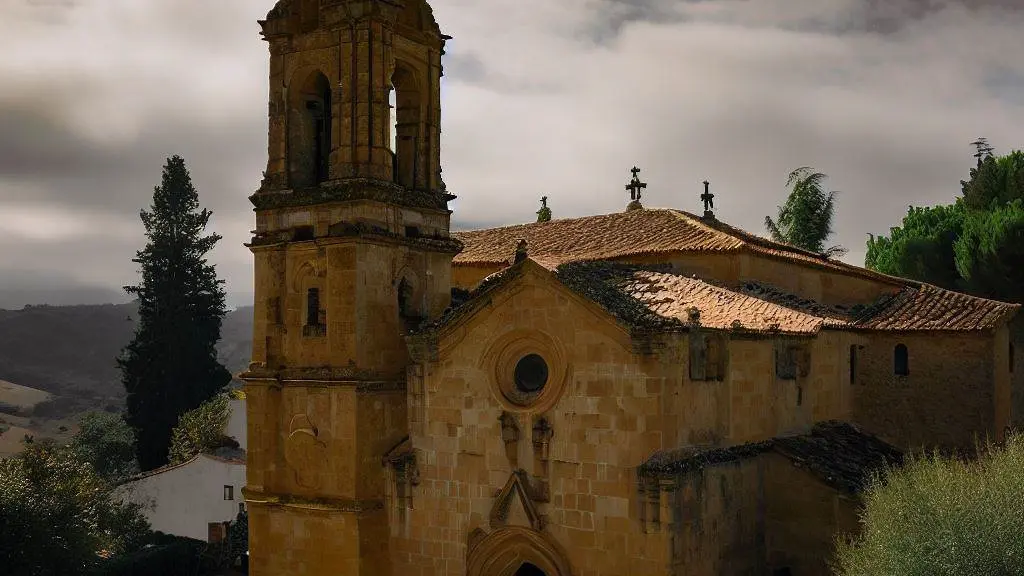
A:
[306,288,320,327]
[289,71,332,188]
[390,65,421,189]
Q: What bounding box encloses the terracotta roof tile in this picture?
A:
[852,283,1020,332]
[621,270,826,334]
[453,209,743,266]
[453,208,903,285]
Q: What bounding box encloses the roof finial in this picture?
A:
[536,196,552,223]
[626,167,646,211]
[701,180,715,219]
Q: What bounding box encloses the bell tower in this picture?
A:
[240,1,460,574]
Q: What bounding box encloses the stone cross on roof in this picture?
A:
[701,180,715,218]
[626,167,647,202]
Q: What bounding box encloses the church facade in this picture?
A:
[240,2,1023,575]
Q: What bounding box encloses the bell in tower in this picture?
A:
[240,1,462,575]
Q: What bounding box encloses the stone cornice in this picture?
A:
[242,487,384,513]
[247,221,465,255]
[251,179,455,212]
[241,365,406,392]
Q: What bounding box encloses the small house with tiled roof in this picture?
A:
[238,2,1022,574]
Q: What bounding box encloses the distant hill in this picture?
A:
[0,303,253,419]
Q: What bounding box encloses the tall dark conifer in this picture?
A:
[119,156,232,471]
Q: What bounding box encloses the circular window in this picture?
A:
[514,354,549,394]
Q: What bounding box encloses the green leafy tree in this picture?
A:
[0,440,150,576]
[765,167,847,258]
[865,141,1024,303]
[833,434,1024,576]
[168,393,232,465]
[953,199,1024,303]
[865,202,966,289]
[120,156,232,471]
[68,412,139,483]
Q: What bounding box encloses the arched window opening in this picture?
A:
[390,65,421,189]
[289,71,332,188]
[894,343,909,376]
[305,288,320,327]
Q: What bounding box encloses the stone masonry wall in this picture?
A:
[392,268,858,575]
[852,331,998,451]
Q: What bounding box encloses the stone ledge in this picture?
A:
[243,487,384,513]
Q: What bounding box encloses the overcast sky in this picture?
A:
[1,0,1022,309]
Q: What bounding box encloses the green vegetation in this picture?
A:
[168,393,232,465]
[119,156,233,471]
[0,439,151,576]
[765,167,847,258]
[69,412,139,483]
[833,435,1024,576]
[866,140,1024,303]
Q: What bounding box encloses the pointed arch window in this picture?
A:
[894,343,909,376]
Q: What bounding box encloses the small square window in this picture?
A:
[224,485,234,501]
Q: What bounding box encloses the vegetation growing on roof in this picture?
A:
[554,261,686,332]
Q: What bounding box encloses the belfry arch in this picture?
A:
[389,62,422,189]
[288,69,333,188]
[466,527,573,576]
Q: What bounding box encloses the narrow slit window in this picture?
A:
[849,345,857,384]
[306,288,320,327]
[894,343,909,376]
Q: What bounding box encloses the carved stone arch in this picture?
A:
[286,67,335,187]
[466,527,573,576]
[291,260,322,292]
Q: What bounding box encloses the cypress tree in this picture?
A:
[119,156,232,471]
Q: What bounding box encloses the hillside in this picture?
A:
[0,303,253,420]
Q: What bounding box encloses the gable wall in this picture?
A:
[396,272,679,574]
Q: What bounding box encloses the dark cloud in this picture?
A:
[0,0,1021,309]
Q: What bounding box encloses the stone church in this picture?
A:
[239,1,1023,575]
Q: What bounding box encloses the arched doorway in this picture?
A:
[466,527,572,576]
[516,563,547,576]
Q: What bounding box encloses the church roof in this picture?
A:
[450,210,1019,333]
[558,262,830,335]
[638,421,903,495]
[453,208,903,285]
